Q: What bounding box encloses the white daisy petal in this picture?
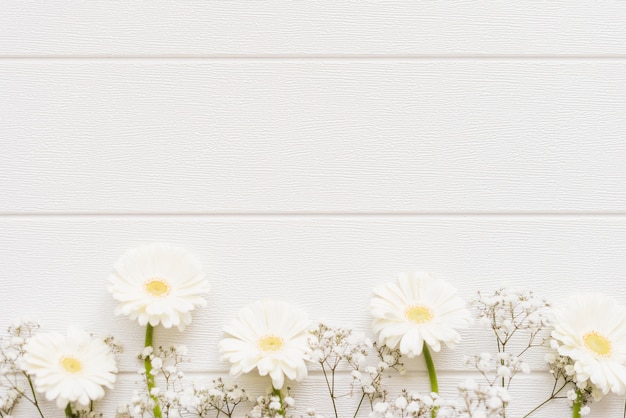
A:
[108,243,209,330]
[219,300,310,389]
[551,293,626,395]
[20,328,117,410]
[370,271,472,358]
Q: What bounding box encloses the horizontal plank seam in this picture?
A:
[3,55,626,61]
[3,212,626,219]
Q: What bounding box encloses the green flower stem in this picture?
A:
[64,404,75,418]
[422,342,438,418]
[144,324,163,418]
[572,389,583,418]
[271,386,286,417]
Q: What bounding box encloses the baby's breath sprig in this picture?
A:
[351,343,405,417]
[369,389,439,418]
[463,352,531,390]
[470,288,551,417]
[447,379,510,418]
[307,323,407,418]
[248,389,295,418]
[522,342,598,418]
[123,344,189,417]
[308,323,371,418]
[180,377,251,417]
[475,288,551,361]
[0,320,42,418]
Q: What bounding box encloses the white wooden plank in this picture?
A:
[5,370,621,417]
[2,2,626,56]
[2,61,626,213]
[1,216,625,374]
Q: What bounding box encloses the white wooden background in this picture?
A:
[2,2,626,417]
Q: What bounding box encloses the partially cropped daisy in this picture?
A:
[551,293,626,395]
[219,300,310,389]
[371,271,472,358]
[108,243,209,330]
[20,328,117,409]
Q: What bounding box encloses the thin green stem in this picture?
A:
[144,324,163,418]
[320,363,338,418]
[522,380,568,417]
[271,387,286,417]
[572,389,583,418]
[24,373,45,418]
[422,343,438,393]
[422,343,438,418]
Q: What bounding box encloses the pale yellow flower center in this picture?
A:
[259,335,284,352]
[405,305,434,324]
[61,356,82,373]
[583,331,611,357]
[144,279,171,297]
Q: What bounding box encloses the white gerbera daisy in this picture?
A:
[219,300,310,389]
[20,328,117,409]
[371,271,472,357]
[551,293,626,395]
[108,243,209,330]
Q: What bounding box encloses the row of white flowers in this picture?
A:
[2,243,626,418]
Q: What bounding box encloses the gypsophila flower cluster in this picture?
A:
[445,379,509,418]
[105,336,124,355]
[179,378,251,417]
[463,352,530,389]
[303,408,326,418]
[542,342,600,414]
[117,345,189,418]
[306,325,408,418]
[454,289,550,417]
[247,391,294,418]
[475,288,551,353]
[0,387,19,418]
[369,390,438,418]
[308,323,371,371]
[351,343,405,405]
[115,390,154,418]
[0,320,39,417]
[308,323,376,418]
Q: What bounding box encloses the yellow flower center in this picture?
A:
[583,331,611,357]
[144,279,171,297]
[405,305,434,324]
[259,335,284,352]
[61,356,82,373]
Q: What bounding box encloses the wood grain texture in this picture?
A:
[2,2,626,56]
[2,61,626,213]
